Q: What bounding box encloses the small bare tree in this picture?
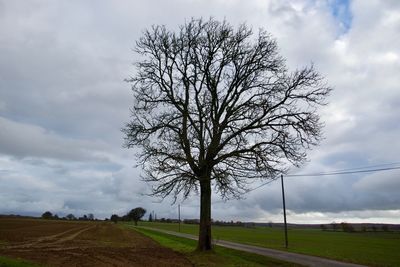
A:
[127,207,146,226]
[123,18,331,251]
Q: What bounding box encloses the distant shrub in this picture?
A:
[341,222,355,233]
[65,214,76,220]
[110,214,119,224]
[183,219,199,224]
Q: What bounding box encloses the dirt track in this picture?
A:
[0,217,191,267]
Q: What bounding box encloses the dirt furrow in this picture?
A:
[0,218,191,267]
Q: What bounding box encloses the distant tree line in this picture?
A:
[109,207,146,225]
[145,217,251,227]
[182,219,249,226]
[41,211,96,221]
[212,220,252,227]
[320,222,392,232]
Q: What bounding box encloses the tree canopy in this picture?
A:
[123,18,331,250]
[41,211,53,219]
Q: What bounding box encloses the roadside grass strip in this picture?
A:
[133,227,303,267]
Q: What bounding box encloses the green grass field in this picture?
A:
[132,227,302,267]
[132,221,400,267]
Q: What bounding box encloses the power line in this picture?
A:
[246,164,400,193]
[286,166,400,177]
[245,179,276,193]
[311,161,400,173]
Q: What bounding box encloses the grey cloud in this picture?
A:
[354,171,400,195]
[99,167,148,202]
[244,171,400,214]
[0,0,399,223]
[0,1,134,145]
[0,157,128,218]
[0,116,112,162]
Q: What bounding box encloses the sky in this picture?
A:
[0,0,399,224]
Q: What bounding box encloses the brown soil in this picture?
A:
[0,217,192,267]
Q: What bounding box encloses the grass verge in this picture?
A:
[0,256,42,267]
[133,221,400,267]
[133,227,302,267]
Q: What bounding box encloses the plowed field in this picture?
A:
[0,217,191,267]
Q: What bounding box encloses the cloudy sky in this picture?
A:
[1,0,399,224]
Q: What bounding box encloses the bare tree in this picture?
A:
[123,18,331,251]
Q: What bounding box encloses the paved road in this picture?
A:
[138,226,367,267]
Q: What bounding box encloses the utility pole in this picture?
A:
[178,204,181,232]
[281,174,288,248]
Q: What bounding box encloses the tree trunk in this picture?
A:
[134,220,138,226]
[197,179,212,251]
